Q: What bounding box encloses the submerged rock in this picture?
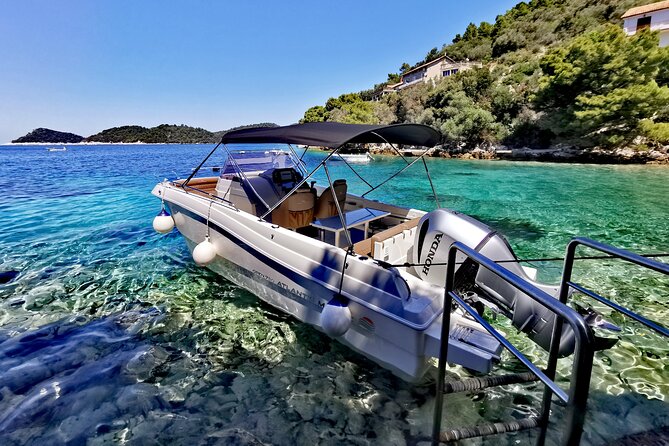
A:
[0,270,19,284]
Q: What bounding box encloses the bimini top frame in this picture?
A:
[182,122,442,248]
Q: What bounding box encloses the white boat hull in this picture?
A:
[153,182,501,381]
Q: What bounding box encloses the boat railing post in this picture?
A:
[323,162,353,248]
[431,246,457,446]
[432,242,596,446]
[549,237,669,446]
[286,143,308,176]
[182,141,222,187]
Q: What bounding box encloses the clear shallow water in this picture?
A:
[0,144,667,445]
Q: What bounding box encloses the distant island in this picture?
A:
[11,123,279,144]
[13,128,85,144]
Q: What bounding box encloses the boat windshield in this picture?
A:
[221,149,303,176]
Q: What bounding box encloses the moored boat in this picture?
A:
[151,122,619,381]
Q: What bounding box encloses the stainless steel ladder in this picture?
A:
[431,237,669,445]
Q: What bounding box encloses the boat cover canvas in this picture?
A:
[220,122,440,148]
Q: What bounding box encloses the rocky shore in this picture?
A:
[368,144,669,165]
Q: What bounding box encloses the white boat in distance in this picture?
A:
[152,122,615,381]
[334,147,374,163]
[47,146,67,152]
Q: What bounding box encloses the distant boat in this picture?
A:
[334,147,374,163]
[337,152,374,163]
[47,147,67,152]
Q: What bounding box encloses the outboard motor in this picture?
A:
[414,209,584,356]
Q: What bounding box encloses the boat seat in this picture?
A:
[271,189,315,229]
[175,177,219,197]
[353,216,421,257]
[314,179,347,219]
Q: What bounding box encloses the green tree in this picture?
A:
[537,25,669,146]
[437,91,506,149]
[478,21,494,38]
[325,93,362,111]
[301,106,328,123]
[400,63,412,73]
[462,23,479,41]
[387,73,401,83]
[424,47,440,63]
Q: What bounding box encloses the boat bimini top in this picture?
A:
[183,122,443,246]
[218,122,441,148]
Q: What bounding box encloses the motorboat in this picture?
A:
[333,146,374,163]
[151,122,616,381]
[47,146,67,152]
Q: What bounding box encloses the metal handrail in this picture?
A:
[432,242,596,446]
[561,237,669,337]
[537,237,669,445]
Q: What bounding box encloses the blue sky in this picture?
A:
[0,0,519,143]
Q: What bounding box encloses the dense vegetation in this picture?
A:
[13,123,279,144]
[302,0,669,151]
[85,122,279,143]
[12,128,84,144]
[86,124,216,143]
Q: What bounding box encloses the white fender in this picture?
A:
[320,297,352,337]
[153,209,175,234]
[193,237,217,266]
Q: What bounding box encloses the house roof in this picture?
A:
[401,55,456,77]
[622,0,669,18]
[383,81,403,91]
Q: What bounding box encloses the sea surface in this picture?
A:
[0,144,667,445]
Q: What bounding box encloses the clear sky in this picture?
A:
[0,0,520,143]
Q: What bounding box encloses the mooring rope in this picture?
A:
[373,253,669,270]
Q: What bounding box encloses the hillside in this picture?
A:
[86,124,215,144]
[12,128,84,144]
[85,123,280,143]
[13,123,280,144]
[302,0,669,156]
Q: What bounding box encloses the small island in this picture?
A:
[12,128,84,144]
[12,123,279,145]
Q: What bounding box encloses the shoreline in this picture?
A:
[4,142,668,165]
[369,144,669,165]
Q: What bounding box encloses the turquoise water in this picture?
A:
[0,144,667,445]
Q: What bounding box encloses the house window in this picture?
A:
[443,70,451,76]
[452,68,459,75]
[637,16,651,32]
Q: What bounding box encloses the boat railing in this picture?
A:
[432,241,596,446]
[542,237,669,444]
[432,238,669,445]
[557,237,669,338]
